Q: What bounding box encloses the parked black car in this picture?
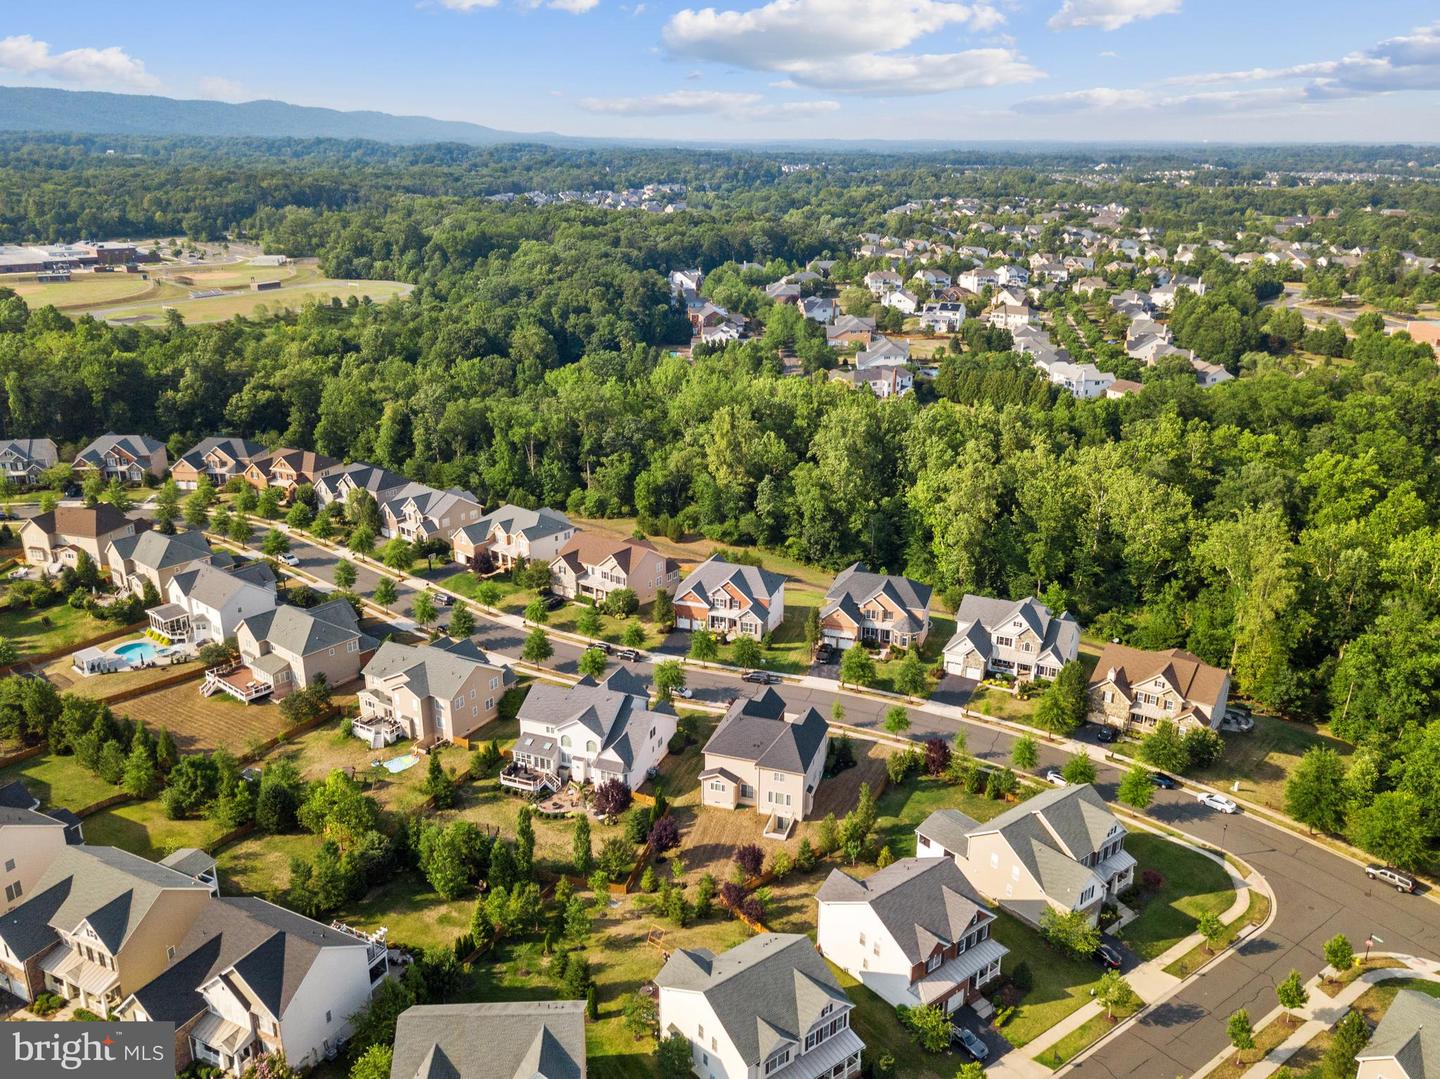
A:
[1149,771,1180,790]
[1094,725,1117,744]
[614,648,641,662]
[814,643,837,664]
[742,670,780,685]
[542,593,566,611]
[1094,943,1124,969]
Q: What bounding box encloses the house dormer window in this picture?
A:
[926,952,943,972]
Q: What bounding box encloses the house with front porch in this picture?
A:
[816,857,1007,1017]
[0,845,211,1012]
[658,933,864,1079]
[358,637,513,748]
[390,1001,587,1079]
[451,504,574,572]
[700,689,828,833]
[148,561,277,645]
[105,528,216,598]
[242,449,342,498]
[819,563,931,650]
[941,594,1080,682]
[916,784,1134,928]
[380,483,484,543]
[72,433,168,483]
[117,897,390,1076]
[673,556,786,641]
[0,438,58,486]
[20,505,138,576]
[1087,643,1230,733]
[205,599,374,703]
[548,533,678,605]
[171,437,265,490]
[314,462,408,510]
[507,667,674,795]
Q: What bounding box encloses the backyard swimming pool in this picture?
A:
[113,640,160,666]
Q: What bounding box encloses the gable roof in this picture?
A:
[656,934,851,1066]
[821,563,931,633]
[170,561,277,610]
[0,438,56,466]
[817,857,989,964]
[177,437,265,472]
[109,528,212,572]
[704,693,827,775]
[966,786,1121,906]
[944,595,1079,665]
[240,598,368,656]
[363,637,509,702]
[0,845,208,958]
[675,556,785,614]
[74,433,163,467]
[916,807,979,858]
[390,1002,586,1079]
[455,504,572,546]
[26,504,134,541]
[249,448,341,481]
[1356,989,1440,1077]
[317,462,409,504]
[516,668,667,771]
[1090,643,1228,713]
[550,533,670,577]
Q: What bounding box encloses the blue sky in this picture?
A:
[3,1,1437,141]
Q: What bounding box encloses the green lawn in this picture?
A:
[82,801,227,860]
[1117,834,1235,960]
[831,964,950,1079]
[1191,714,1351,814]
[0,600,115,657]
[991,910,1109,1048]
[0,750,119,811]
[1162,889,1271,978]
[1036,1003,1140,1070]
[966,687,1043,727]
[874,774,1033,860]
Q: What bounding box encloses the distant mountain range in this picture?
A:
[0,85,580,146]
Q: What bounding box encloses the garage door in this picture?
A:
[0,969,26,1000]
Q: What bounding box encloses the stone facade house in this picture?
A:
[819,563,931,650]
[171,438,265,490]
[941,595,1080,681]
[673,556,786,641]
[1087,643,1231,733]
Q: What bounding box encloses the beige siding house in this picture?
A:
[819,563,932,650]
[452,504,574,571]
[1355,989,1440,1079]
[1087,644,1230,733]
[358,638,513,747]
[699,689,829,836]
[548,533,678,605]
[20,505,138,574]
[171,437,265,490]
[206,599,374,703]
[105,528,215,597]
[942,595,1080,682]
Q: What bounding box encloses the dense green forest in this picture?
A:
[2,134,1440,786]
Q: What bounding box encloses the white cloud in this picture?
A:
[662,0,1038,95]
[0,34,159,91]
[546,0,600,11]
[578,88,839,119]
[196,76,246,102]
[1048,0,1181,32]
[437,0,597,11]
[434,0,500,8]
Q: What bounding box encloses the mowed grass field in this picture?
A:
[114,679,298,754]
[10,273,158,309]
[100,275,413,326]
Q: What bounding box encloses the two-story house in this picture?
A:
[1355,989,1440,1079]
[72,433,168,483]
[819,564,932,651]
[20,505,138,576]
[1087,643,1231,733]
[358,638,513,747]
[147,562,278,645]
[673,557,786,641]
[658,933,864,1079]
[0,438,58,486]
[380,484,485,544]
[105,528,216,598]
[0,845,212,1012]
[171,437,265,490]
[916,784,1135,927]
[314,462,409,510]
[816,857,1007,1016]
[243,449,343,498]
[548,533,678,605]
[389,1001,587,1079]
[118,896,391,1075]
[204,599,375,703]
[0,783,74,917]
[699,690,828,837]
[941,595,1081,682]
[507,668,674,794]
[825,315,876,350]
[452,504,575,572]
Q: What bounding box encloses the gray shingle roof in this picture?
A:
[517,668,666,771]
[363,637,506,702]
[817,857,992,965]
[916,808,979,858]
[74,433,164,467]
[390,1002,586,1079]
[944,595,1079,667]
[169,561,276,610]
[453,504,570,546]
[967,786,1122,907]
[657,934,852,1066]
[675,556,785,615]
[1357,989,1440,1077]
[704,694,828,775]
[820,563,931,634]
[240,599,366,657]
[177,437,265,472]
[110,528,212,572]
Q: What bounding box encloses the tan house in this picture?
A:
[171,437,265,490]
[548,534,678,605]
[942,594,1080,682]
[1355,989,1440,1079]
[358,638,513,747]
[0,845,212,1012]
[72,433,168,483]
[916,784,1134,928]
[699,689,829,837]
[0,782,73,917]
[242,448,343,497]
[21,504,139,575]
[452,504,574,571]
[1087,643,1231,733]
[105,528,215,597]
[381,484,485,545]
[673,556,786,641]
[205,599,375,703]
[819,563,932,650]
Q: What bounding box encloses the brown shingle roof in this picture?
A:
[28,504,135,540]
[1090,643,1228,709]
[552,532,669,575]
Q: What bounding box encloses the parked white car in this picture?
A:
[277,552,300,566]
[1044,769,1067,786]
[1196,792,1239,814]
[1219,712,1254,733]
